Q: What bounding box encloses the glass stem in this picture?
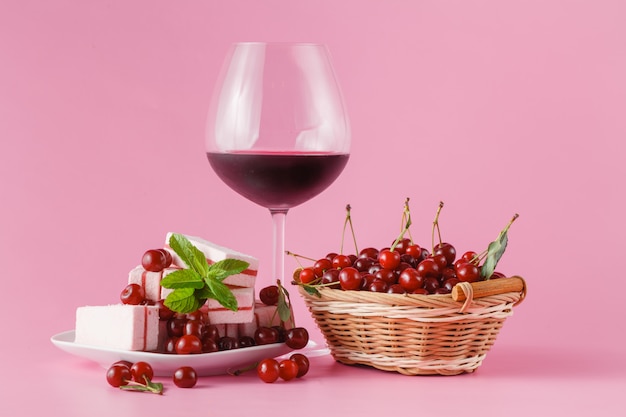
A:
[270,209,289,288]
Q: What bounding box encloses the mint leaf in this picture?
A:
[164,287,201,313]
[205,278,238,311]
[160,269,204,289]
[168,234,209,277]
[208,259,250,281]
[194,286,214,300]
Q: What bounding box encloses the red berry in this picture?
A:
[158,249,173,268]
[257,358,280,383]
[175,335,203,354]
[387,284,406,294]
[130,361,153,383]
[368,279,389,292]
[259,285,279,305]
[397,268,424,292]
[142,249,168,272]
[290,353,310,378]
[404,244,422,259]
[359,247,379,259]
[461,251,479,264]
[416,258,441,278]
[278,359,299,381]
[313,258,332,277]
[433,242,456,266]
[254,327,280,345]
[456,263,480,283]
[173,366,197,388]
[298,267,317,284]
[106,364,131,387]
[120,283,145,305]
[332,254,352,269]
[338,267,362,291]
[285,327,309,349]
[378,249,401,269]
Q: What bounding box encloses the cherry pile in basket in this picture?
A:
[293,200,518,295]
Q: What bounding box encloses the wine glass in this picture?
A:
[205,42,350,290]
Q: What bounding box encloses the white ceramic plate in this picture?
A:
[51,330,322,376]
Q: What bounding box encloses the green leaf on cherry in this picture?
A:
[119,377,163,395]
[160,269,204,289]
[480,233,508,279]
[276,281,292,323]
[302,284,321,297]
[480,214,519,280]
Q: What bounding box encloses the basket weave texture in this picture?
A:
[298,282,525,375]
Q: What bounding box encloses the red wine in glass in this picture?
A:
[207,151,349,210]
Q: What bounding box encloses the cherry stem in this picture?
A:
[228,361,260,376]
[285,251,317,263]
[341,204,359,254]
[390,198,412,251]
[431,201,444,253]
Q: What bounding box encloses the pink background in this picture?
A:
[1,1,625,416]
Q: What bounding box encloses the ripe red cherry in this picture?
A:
[332,254,352,269]
[433,242,456,266]
[257,358,280,383]
[298,267,317,284]
[378,249,401,269]
[374,268,397,285]
[313,258,332,277]
[398,268,424,292]
[353,257,375,272]
[368,279,389,292]
[184,320,204,338]
[120,283,145,305]
[416,258,441,278]
[279,359,299,381]
[456,263,480,282]
[321,269,340,289]
[338,267,362,291]
[130,361,154,383]
[404,244,422,259]
[432,254,448,270]
[359,247,379,259]
[461,251,479,264]
[387,284,406,294]
[142,249,168,272]
[106,363,132,387]
[173,366,197,388]
[423,276,440,293]
[218,336,239,351]
[285,327,309,349]
[158,249,173,267]
[259,285,279,305]
[175,335,203,354]
[254,326,280,345]
[290,353,310,378]
[393,238,412,254]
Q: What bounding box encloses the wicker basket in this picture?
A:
[297,277,526,375]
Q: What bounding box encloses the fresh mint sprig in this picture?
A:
[160,233,250,314]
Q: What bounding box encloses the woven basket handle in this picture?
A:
[452,276,527,312]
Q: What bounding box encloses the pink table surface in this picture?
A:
[2,326,625,417]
